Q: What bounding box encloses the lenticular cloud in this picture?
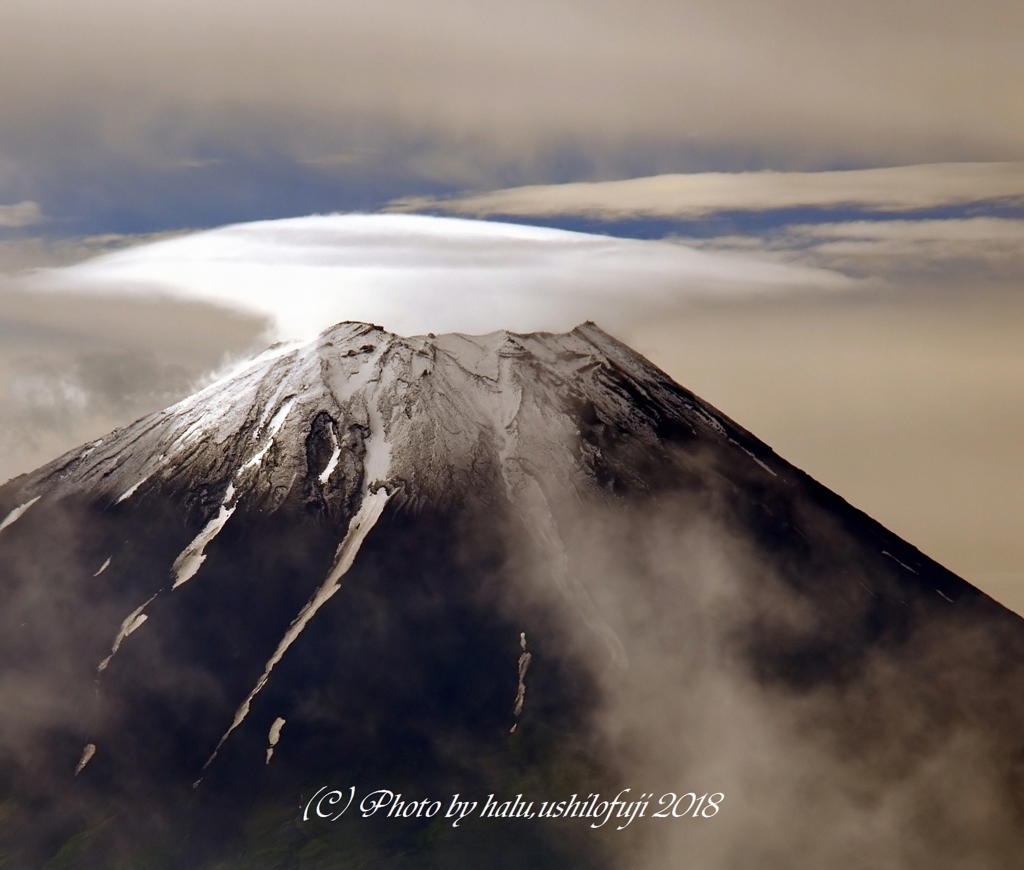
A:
[37,213,849,340]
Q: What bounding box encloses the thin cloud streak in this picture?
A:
[393,164,1024,219]
[31,214,852,342]
[690,218,1024,283]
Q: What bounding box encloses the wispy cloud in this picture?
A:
[0,231,189,274]
[0,281,266,484]
[689,218,1024,283]
[392,164,1024,220]
[0,201,44,229]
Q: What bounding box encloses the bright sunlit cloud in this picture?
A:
[30,213,852,341]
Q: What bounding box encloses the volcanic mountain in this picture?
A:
[0,321,1022,868]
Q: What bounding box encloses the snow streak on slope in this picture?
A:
[0,496,41,533]
[318,425,341,485]
[172,503,237,589]
[98,593,159,673]
[74,744,96,776]
[240,396,297,473]
[116,478,148,505]
[265,718,286,765]
[203,487,392,770]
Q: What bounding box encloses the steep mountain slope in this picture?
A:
[0,322,1021,868]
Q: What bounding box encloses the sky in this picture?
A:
[0,0,1022,610]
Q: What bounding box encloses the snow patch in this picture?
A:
[79,439,102,460]
[75,744,96,776]
[93,557,111,577]
[742,447,777,477]
[98,594,157,673]
[318,426,341,486]
[239,396,297,474]
[261,395,297,441]
[116,476,149,504]
[882,550,918,574]
[265,716,286,764]
[363,396,392,487]
[511,631,532,733]
[334,344,386,402]
[171,504,236,588]
[0,496,41,534]
[239,444,272,474]
[329,344,391,485]
[729,439,777,477]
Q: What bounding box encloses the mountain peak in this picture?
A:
[0,320,1016,868]
[8,320,763,521]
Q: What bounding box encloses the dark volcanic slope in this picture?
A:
[0,321,1021,869]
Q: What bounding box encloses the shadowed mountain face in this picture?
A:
[0,321,1022,868]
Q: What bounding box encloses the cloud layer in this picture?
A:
[34,214,850,341]
[2,0,1024,238]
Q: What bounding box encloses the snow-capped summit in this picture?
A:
[14,320,773,513]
